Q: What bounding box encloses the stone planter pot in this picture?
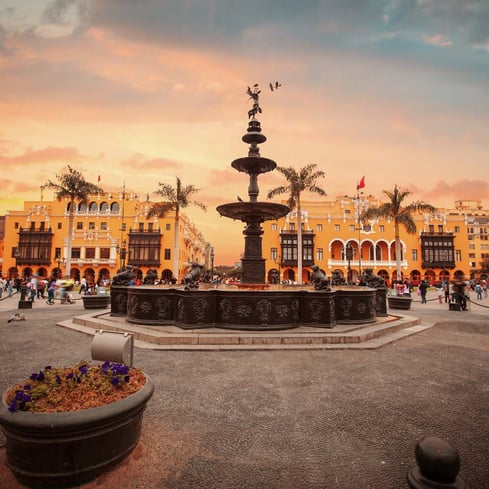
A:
[0,374,154,488]
[82,294,110,309]
[388,296,413,310]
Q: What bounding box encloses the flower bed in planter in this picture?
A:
[0,362,154,488]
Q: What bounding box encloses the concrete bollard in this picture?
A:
[407,436,467,488]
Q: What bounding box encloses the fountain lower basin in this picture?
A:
[111,286,386,331]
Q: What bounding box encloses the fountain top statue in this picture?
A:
[216,84,290,284]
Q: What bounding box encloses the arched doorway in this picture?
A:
[439,270,450,283]
[410,270,421,286]
[424,270,436,285]
[377,269,390,286]
[283,269,295,283]
[267,268,280,284]
[161,269,173,283]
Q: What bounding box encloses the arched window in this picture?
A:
[100,202,109,212]
[370,244,382,260]
[89,202,98,212]
[111,202,120,213]
[78,202,87,212]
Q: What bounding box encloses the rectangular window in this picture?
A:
[334,224,340,232]
[77,222,83,230]
[455,250,461,261]
[429,225,434,233]
[166,223,171,231]
[290,223,295,231]
[438,225,443,233]
[164,249,171,260]
[379,225,385,232]
[349,225,355,232]
[71,247,81,259]
[454,226,460,233]
[148,222,154,232]
[39,222,45,231]
[89,222,95,230]
[139,223,144,231]
[15,222,19,229]
[100,247,110,259]
[100,222,107,230]
[271,223,277,231]
[317,224,322,231]
[316,248,323,261]
[57,222,62,229]
[270,248,277,261]
[411,249,418,261]
[122,223,127,231]
[469,253,476,258]
[85,248,96,259]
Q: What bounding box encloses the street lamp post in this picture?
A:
[210,248,215,282]
[120,239,127,270]
[346,244,353,284]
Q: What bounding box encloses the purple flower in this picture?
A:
[78,365,88,375]
[23,384,31,391]
[110,377,120,386]
[66,372,74,380]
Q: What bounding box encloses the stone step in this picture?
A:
[57,312,429,351]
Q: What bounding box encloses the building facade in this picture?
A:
[0,192,209,284]
[262,196,487,285]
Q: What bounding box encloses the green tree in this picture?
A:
[267,164,326,285]
[147,177,207,282]
[360,185,436,282]
[42,165,103,279]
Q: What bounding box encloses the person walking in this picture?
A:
[46,277,57,304]
[436,283,444,304]
[419,279,429,304]
[475,282,483,300]
[7,278,14,297]
[0,276,5,298]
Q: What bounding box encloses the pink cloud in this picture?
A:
[0,147,80,165]
[120,154,182,170]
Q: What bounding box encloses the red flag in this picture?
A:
[356,176,365,190]
[97,175,101,183]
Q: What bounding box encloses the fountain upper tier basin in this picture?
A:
[216,201,290,222]
[231,157,277,174]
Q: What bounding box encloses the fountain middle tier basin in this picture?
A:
[216,201,290,222]
[112,286,381,331]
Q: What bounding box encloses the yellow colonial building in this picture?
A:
[0,191,209,284]
[263,196,488,286]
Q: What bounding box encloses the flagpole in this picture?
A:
[357,185,362,279]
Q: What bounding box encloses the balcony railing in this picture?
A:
[421,261,455,269]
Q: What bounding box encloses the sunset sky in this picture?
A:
[1,1,488,265]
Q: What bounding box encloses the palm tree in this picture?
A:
[360,185,436,282]
[42,165,103,279]
[147,177,207,282]
[267,164,326,285]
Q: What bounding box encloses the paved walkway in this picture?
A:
[1,289,488,488]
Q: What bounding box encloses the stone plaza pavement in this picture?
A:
[0,290,488,488]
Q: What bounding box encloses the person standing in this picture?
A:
[0,276,5,298]
[79,277,87,295]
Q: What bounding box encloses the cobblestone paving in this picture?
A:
[0,291,488,488]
